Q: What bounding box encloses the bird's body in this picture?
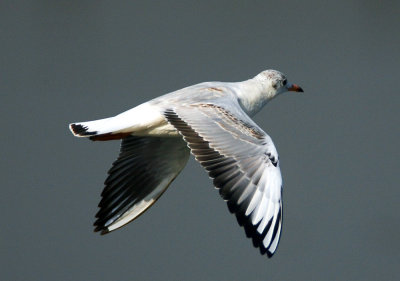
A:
[69,69,303,257]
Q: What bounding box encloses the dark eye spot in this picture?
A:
[272,83,278,89]
[282,79,287,86]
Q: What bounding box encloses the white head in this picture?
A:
[254,69,303,99]
[236,69,304,116]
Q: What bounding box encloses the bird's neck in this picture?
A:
[234,79,273,117]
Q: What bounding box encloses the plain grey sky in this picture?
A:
[1,1,399,280]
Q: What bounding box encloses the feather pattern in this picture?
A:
[164,103,283,257]
[94,135,189,234]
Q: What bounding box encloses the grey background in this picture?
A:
[1,1,399,280]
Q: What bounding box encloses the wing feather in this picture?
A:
[164,104,283,257]
[94,135,189,234]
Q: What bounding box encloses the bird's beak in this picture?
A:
[288,83,304,92]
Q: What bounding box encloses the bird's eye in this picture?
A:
[282,79,287,86]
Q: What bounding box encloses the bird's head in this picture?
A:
[255,69,303,99]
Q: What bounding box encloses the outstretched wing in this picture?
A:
[164,104,283,257]
[94,135,189,234]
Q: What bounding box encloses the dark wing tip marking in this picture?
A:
[265,152,279,167]
[93,223,110,235]
[266,249,274,258]
[70,123,97,136]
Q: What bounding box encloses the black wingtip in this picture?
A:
[70,124,87,135]
[93,223,110,235]
[100,229,109,235]
[228,201,278,257]
[69,123,97,136]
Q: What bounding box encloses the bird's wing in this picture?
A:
[94,135,190,234]
[164,104,283,257]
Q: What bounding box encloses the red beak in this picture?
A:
[288,84,304,92]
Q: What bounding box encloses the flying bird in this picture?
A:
[69,69,303,257]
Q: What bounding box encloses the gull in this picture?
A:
[69,69,303,257]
